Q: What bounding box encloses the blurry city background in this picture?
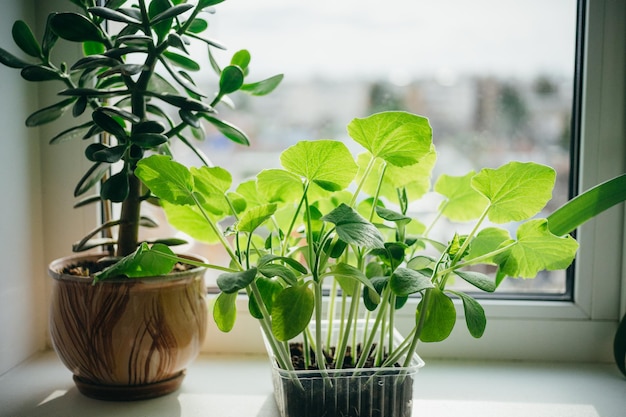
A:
[165,0,578,295]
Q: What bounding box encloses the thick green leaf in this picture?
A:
[281,140,357,191]
[92,110,127,139]
[131,132,168,147]
[50,12,106,43]
[49,121,95,144]
[163,50,200,71]
[88,6,141,25]
[150,3,193,25]
[495,219,579,278]
[472,162,556,223]
[134,120,166,134]
[135,155,195,205]
[42,13,59,59]
[155,92,212,112]
[236,204,278,233]
[187,18,208,34]
[217,268,257,294]
[148,0,173,42]
[417,288,456,342]
[20,65,61,82]
[219,65,245,95]
[201,114,250,145]
[230,49,251,70]
[74,162,110,196]
[101,169,129,202]
[547,174,626,236]
[256,169,302,203]
[98,106,140,124]
[241,74,284,96]
[93,243,177,282]
[322,203,385,249]
[453,270,496,293]
[198,0,226,8]
[0,47,31,69]
[389,267,434,296]
[348,111,433,167]
[86,143,126,163]
[72,54,120,70]
[435,171,489,222]
[213,292,238,332]
[249,277,283,319]
[448,290,486,338]
[25,98,75,127]
[12,21,41,58]
[271,285,314,341]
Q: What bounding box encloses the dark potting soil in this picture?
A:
[60,258,195,277]
[277,342,414,417]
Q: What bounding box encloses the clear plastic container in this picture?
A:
[264,320,425,417]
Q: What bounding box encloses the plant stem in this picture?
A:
[403,288,433,368]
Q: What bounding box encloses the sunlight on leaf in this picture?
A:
[280,140,357,191]
[472,162,556,223]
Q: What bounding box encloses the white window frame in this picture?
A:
[37,0,625,362]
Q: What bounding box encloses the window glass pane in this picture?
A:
[168,0,578,296]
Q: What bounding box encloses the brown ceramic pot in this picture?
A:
[48,253,208,401]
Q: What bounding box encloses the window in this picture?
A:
[37,0,624,361]
[174,0,580,298]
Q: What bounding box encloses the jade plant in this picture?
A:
[0,0,282,264]
[94,110,626,375]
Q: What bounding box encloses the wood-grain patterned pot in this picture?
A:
[48,254,208,401]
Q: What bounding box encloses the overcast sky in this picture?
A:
[207,0,578,82]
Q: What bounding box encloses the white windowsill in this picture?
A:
[1,350,623,417]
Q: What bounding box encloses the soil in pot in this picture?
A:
[275,342,415,417]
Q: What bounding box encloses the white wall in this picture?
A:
[0,0,46,375]
[0,0,97,376]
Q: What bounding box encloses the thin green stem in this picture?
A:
[350,154,377,208]
[403,288,433,368]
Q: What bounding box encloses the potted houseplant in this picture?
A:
[0,0,282,400]
[100,109,626,414]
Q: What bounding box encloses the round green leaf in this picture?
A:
[50,12,106,43]
[280,140,357,191]
[256,169,302,203]
[12,20,41,58]
[236,204,278,233]
[448,290,487,338]
[230,50,251,70]
[213,292,237,332]
[417,288,456,342]
[471,161,556,223]
[219,65,245,95]
[217,268,258,294]
[101,169,129,202]
[135,155,195,206]
[435,171,489,222]
[322,203,385,249]
[389,267,434,296]
[347,111,433,167]
[271,285,314,341]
